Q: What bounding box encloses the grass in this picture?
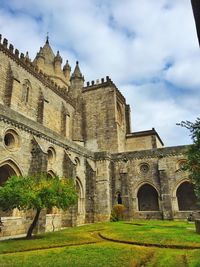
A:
[0,220,200,266]
[102,220,200,247]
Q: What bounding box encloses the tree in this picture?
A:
[178,118,200,199]
[0,174,78,239]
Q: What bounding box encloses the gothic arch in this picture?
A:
[137,183,160,211]
[0,159,22,216]
[134,180,160,197]
[76,177,84,215]
[22,79,32,104]
[116,191,122,204]
[61,103,70,137]
[0,159,22,185]
[176,181,199,211]
[172,178,190,198]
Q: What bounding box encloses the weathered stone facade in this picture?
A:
[0,34,199,237]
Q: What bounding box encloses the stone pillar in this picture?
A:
[94,152,111,222]
[120,172,132,219]
[158,166,173,219]
[85,160,96,223]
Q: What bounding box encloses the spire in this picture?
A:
[46,32,49,44]
[34,36,55,64]
[54,50,62,63]
[63,60,71,81]
[63,60,71,71]
[35,47,45,62]
[71,61,84,80]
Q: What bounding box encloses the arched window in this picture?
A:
[22,80,31,104]
[176,181,199,211]
[137,184,159,211]
[117,193,122,204]
[47,147,56,164]
[61,104,70,137]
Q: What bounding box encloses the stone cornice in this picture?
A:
[0,35,75,107]
[111,146,189,161]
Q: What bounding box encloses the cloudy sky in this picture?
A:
[0,0,199,146]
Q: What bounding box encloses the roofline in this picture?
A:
[126,128,164,146]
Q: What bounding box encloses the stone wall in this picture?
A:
[82,78,127,153]
[0,46,75,139]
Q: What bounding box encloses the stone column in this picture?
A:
[94,152,111,222]
[158,167,173,220]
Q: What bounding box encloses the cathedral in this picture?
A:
[0,34,199,237]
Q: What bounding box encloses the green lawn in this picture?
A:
[0,220,200,267]
[102,220,200,247]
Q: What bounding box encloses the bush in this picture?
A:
[110,204,126,222]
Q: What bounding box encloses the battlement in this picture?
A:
[83,75,126,102]
[84,76,113,87]
[0,34,75,106]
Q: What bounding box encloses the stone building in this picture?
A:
[0,34,199,237]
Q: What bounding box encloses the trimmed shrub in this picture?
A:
[110,204,126,222]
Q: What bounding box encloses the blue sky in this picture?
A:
[0,0,199,146]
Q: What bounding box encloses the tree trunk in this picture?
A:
[26,208,41,239]
[195,219,200,234]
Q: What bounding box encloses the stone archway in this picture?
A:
[0,160,22,186]
[176,181,199,211]
[0,160,22,216]
[137,184,159,211]
[76,177,85,225]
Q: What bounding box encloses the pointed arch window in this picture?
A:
[22,80,31,104]
[61,104,70,137]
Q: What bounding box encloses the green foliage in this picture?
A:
[178,118,200,200]
[0,174,78,238]
[110,204,126,221]
[0,174,78,212]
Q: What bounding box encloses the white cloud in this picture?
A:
[0,0,199,146]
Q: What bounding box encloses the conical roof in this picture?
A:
[63,60,71,71]
[71,61,83,79]
[54,51,62,63]
[35,36,55,64]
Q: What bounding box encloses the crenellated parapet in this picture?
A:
[0,34,75,107]
[83,75,126,103]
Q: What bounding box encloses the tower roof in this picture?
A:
[54,51,62,63]
[71,61,84,80]
[63,60,71,71]
[34,36,55,64]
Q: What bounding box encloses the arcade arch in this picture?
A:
[176,181,199,211]
[137,183,160,211]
